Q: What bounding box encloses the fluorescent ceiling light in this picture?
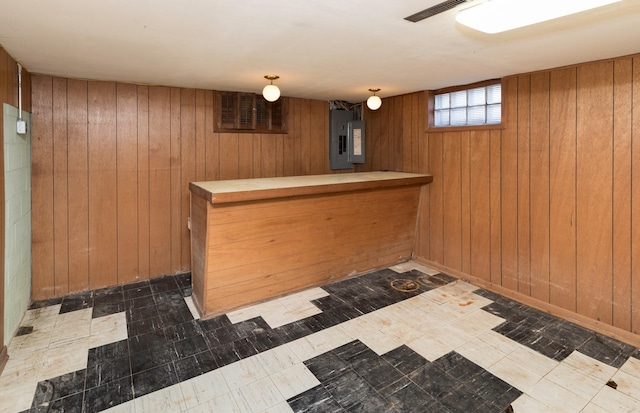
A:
[456,0,623,34]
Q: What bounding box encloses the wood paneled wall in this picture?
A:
[31,76,342,300]
[0,46,31,370]
[362,54,640,339]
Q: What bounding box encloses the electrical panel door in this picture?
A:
[330,110,366,169]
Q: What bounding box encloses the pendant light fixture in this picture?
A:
[263,75,280,102]
[367,88,382,111]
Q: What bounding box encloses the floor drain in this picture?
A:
[390,279,420,292]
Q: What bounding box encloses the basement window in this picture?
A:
[429,80,502,129]
[216,91,287,133]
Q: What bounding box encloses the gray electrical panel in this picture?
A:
[329,110,365,170]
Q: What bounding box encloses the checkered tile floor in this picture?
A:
[1,262,639,412]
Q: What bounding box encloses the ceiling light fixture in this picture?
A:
[262,75,280,102]
[367,88,382,111]
[456,0,622,34]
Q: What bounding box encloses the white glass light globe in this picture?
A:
[263,84,280,102]
[367,95,382,110]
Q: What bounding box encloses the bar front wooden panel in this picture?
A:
[190,174,428,317]
[360,53,640,341]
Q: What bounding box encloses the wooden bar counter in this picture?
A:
[189,171,432,317]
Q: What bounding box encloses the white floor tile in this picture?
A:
[358,330,404,356]
[264,401,295,413]
[232,376,283,413]
[510,394,551,413]
[197,392,242,413]
[526,377,589,413]
[134,383,186,412]
[610,369,640,402]
[102,401,136,413]
[619,356,640,380]
[89,312,128,348]
[456,337,508,369]
[591,385,640,412]
[546,362,605,400]
[270,363,320,400]
[406,335,452,362]
[221,356,268,390]
[179,369,229,409]
[21,305,62,322]
[562,351,618,383]
[256,346,302,374]
[489,356,543,392]
[505,346,559,377]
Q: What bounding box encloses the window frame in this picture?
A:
[215,91,288,134]
[426,78,505,132]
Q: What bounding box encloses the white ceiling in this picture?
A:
[1,0,639,102]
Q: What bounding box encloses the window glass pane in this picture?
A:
[435,93,449,110]
[487,84,502,104]
[467,106,486,125]
[450,90,467,108]
[450,107,467,126]
[435,109,450,126]
[468,87,486,106]
[487,103,501,124]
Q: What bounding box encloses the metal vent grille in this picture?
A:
[404,0,468,22]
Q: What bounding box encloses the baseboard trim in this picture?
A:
[0,345,8,375]
[413,257,640,348]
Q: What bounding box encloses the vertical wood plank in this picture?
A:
[261,135,277,177]
[461,131,471,274]
[31,75,55,299]
[612,58,632,331]
[88,81,118,289]
[195,90,206,181]
[529,72,550,302]
[180,88,196,270]
[417,92,430,258]
[238,135,253,179]
[576,61,614,324]
[170,88,182,273]
[411,93,421,173]
[52,77,69,295]
[469,131,491,281]
[489,129,502,285]
[517,75,531,295]
[148,86,172,276]
[219,133,239,180]
[428,133,444,263]
[442,132,461,270]
[309,100,325,174]
[501,76,519,291]
[370,106,381,172]
[205,91,219,182]
[403,94,413,172]
[379,100,390,171]
[300,99,311,175]
[283,98,296,177]
[67,79,90,291]
[393,96,404,171]
[137,85,150,280]
[632,56,640,334]
[252,134,262,178]
[116,83,139,284]
[549,68,577,312]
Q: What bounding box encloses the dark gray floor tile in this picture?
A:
[383,377,435,413]
[578,333,637,368]
[288,385,346,413]
[32,369,86,409]
[85,356,131,389]
[132,363,178,398]
[88,339,129,367]
[305,352,351,382]
[173,334,208,359]
[383,345,429,376]
[409,363,460,399]
[84,376,133,413]
[175,350,218,381]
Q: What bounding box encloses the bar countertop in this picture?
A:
[189,171,433,204]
